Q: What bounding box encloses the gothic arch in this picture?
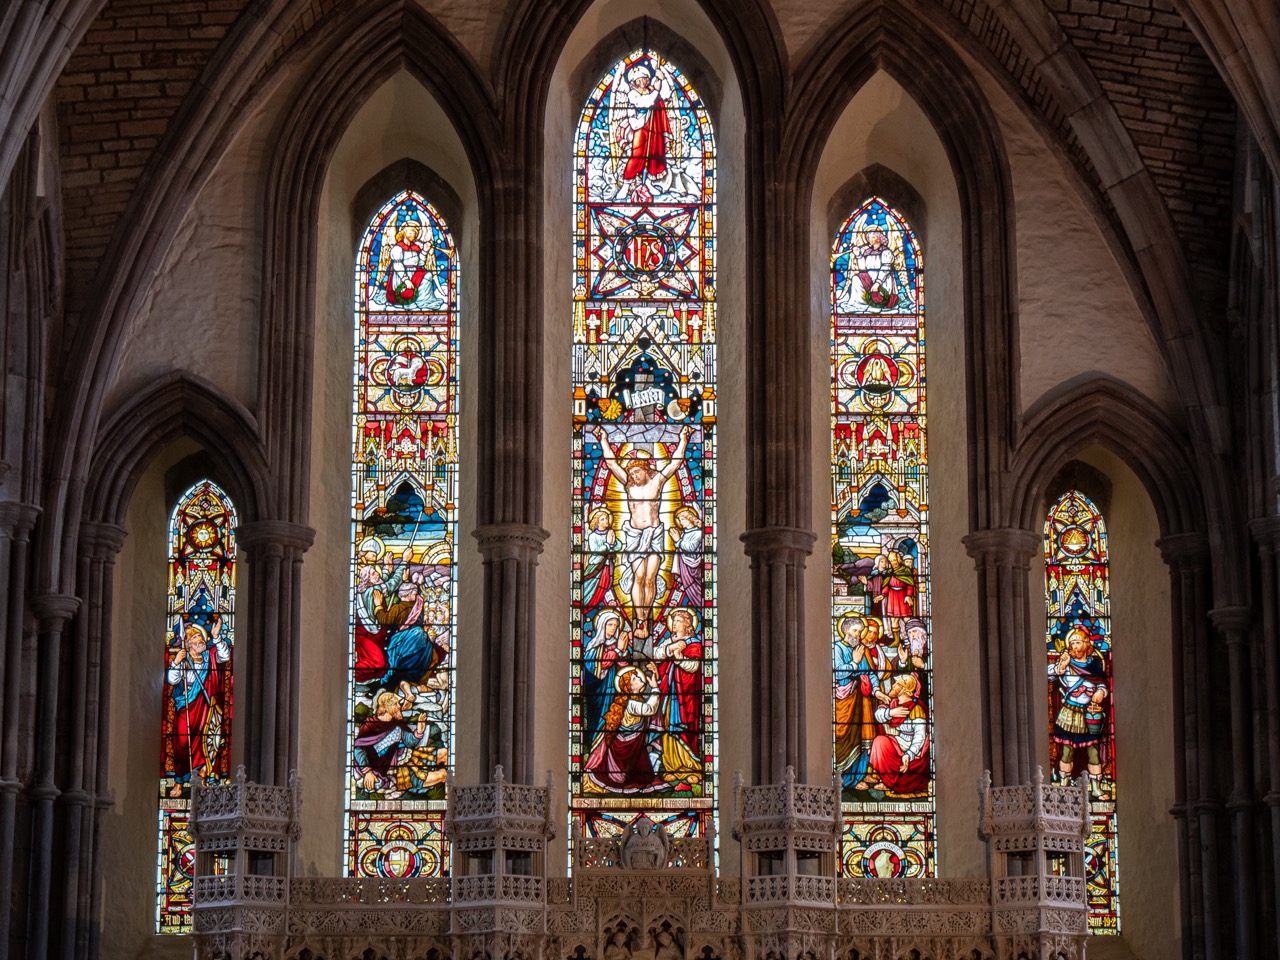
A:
[37,0,497,593]
[1010,376,1205,538]
[84,371,267,529]
[788,1,1017,534]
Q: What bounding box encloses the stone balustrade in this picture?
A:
[192,769,1087,960]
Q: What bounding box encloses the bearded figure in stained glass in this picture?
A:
[353,687,448,797]
[868,674,931,798]
[165,617,230,796]
[353,536,413,683]
[372,208,447,309]
[1050,624,1111,797]
[594,423,693,640]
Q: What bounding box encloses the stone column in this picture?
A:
[962,527,1040,786]
[0,501,38,957]
[26,592,81,960]
[1208,604,1256,959]
[473,523,548,784]
[1158,532,1217,960]
[740,526,816,783]
[59,522,125,960]
[235,521,315,785]
[1251,516,1280,958]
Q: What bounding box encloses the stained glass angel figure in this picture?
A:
[607,57,697,203]
[836,227,915,312]
[372,208,448,309]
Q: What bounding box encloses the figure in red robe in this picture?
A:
[165,620,231,797]
[585,665,664,793]
[612,59,677,202]
[654,609,703,753]
[868,675,930,798]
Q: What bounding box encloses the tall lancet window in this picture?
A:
[1045,491,1119,933]
[830,198,934,877]
[157,479,237,934]
[346,190,458,878]
[569,50,718,844]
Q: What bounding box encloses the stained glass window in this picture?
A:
[830,198,934,877]
[157,479,237,934]
[569,50,717,846]
[345,190,458,878]
[1045,490,1119,933]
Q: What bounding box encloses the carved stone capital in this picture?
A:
[0,501,41,538]
[31,592,80,629]
[740,526,817,561]
[28,782,60,802]
[1155,532,1209,570]
[473,523,549,563]
[235,520,316,557]
[1250,516,1280,552]
[79,520,127,560]
[0,776,22,796]
[58,788,91,809]
[962,527,1039,566]
[1226,791,1256,813]
[1189,797,1224,817]
[1209,605,1253,643]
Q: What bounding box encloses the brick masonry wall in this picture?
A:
[1043,0,1236,303]
[54,0,252,322]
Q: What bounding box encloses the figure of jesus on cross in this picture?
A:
[594,424,694,639]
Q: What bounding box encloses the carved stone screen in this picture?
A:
[830,198,935,878]
[569,50,718,844]
[157,479,237,933]
[345,189,458,878]
[1045,490,1119,933]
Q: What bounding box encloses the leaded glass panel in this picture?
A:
[346,190,458,877]
[1045,490,1119,933]
[570,50,718,845]
[157,479,237,934]
[830,198,934,877]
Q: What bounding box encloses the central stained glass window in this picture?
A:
[569,49,717,844]
[830,198,935,877]
[345,189,458,877]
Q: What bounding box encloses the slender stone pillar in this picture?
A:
[1251,516,1280,960]
[473,523,547,784]
[60,522,125,960]
[235,520,315,785]
[1158,532,1217,960]
[740,526,816,783]
[0,501,38,957]
[1209,604,1256,959]
[962,527,1040,786]
[26,592,81,960]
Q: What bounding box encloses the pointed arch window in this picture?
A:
[569,50,717,844]
[1045,491,1119,932]
[157,479,237,934]
[830,198,934,877]
[345,190,458,878]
